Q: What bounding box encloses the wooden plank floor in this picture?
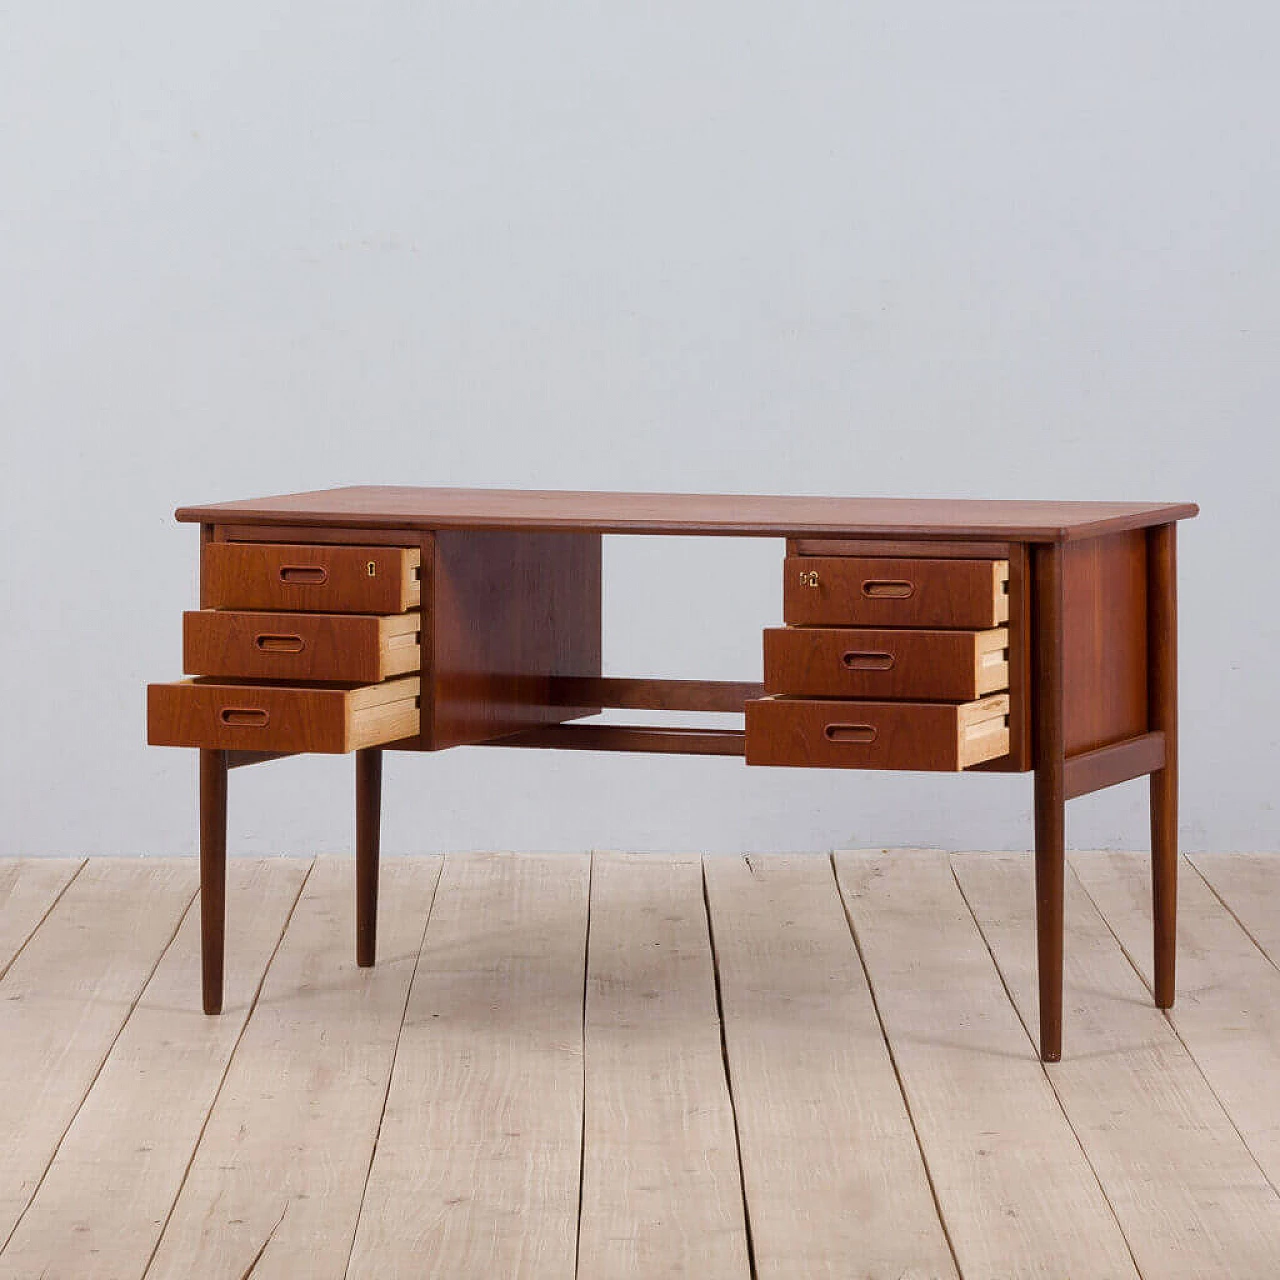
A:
[2,852,1280,1279]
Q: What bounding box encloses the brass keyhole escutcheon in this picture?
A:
[367,560,377,577]
[801,570,820,588]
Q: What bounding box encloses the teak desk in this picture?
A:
[146,487,1198,1062]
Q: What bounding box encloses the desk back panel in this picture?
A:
[423,529,602,750]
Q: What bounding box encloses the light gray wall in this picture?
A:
[2,3,1275,855]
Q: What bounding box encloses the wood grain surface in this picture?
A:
[175,486,1198,541]
[3,852,1280,1280]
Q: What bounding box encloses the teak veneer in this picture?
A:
[147,487,1198,1062]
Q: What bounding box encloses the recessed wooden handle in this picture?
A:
[824,723,877,744]
[255,633,305,654]
[219,708,269,727]
[862,579,914,599]
[278,565,328,585]
[842,651,894,671]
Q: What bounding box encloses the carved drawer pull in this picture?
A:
[278,565,328,585]
[842,650,894,671]
[824,723,877,744]
[255,633,305,654]
[862,579,914,599]
[219,708,270,727]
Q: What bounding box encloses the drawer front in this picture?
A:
[183,610,421,683]
[784,557,1009,628]
[745,695,1010,771]
[203,543,421,613]
[147,677,420,753]
[763,627,1008,700]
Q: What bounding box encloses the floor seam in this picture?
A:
[2,864,201,1260]
[1072,852,1280,1204]
[949,855,1145,1280]
[0,858,88,985]
[1187,854,1280,977]
[702,856,759,1280]
[342,856,446,1280]
[829,851,965,1280]
[573,851,594,1280]
[141,857,314,1279]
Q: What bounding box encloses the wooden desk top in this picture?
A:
[177,486,1198,542]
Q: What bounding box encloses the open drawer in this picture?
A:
[147,677,420,753]
[763,626,1008,700]
[183,609,421,683]
[745,694,1010,771]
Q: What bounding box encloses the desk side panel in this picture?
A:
[1063,530,1149,755]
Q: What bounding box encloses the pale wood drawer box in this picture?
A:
[745,694,1011,771]
[763,626,1009,701]
[202,543,422,613]
[147,676,421,753]
[784,556,1009,628]
[183,609,421,683]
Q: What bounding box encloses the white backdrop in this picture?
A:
[2,3,1275,855]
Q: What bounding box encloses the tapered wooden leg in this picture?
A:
[199,748,228,1015]
[1032,543,1066,1063]
[1148,523,1178,1008]
[356,748,383,967]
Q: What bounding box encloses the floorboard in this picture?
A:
[345,853,589,1280]
[0,859,309,1280]
[0,859,197,1251]
[577,853,750,1280]
[834,849,1139,1279]
[1073,851,1280,1196]
[144,856,440,1280]
[956,852,1280,1279]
